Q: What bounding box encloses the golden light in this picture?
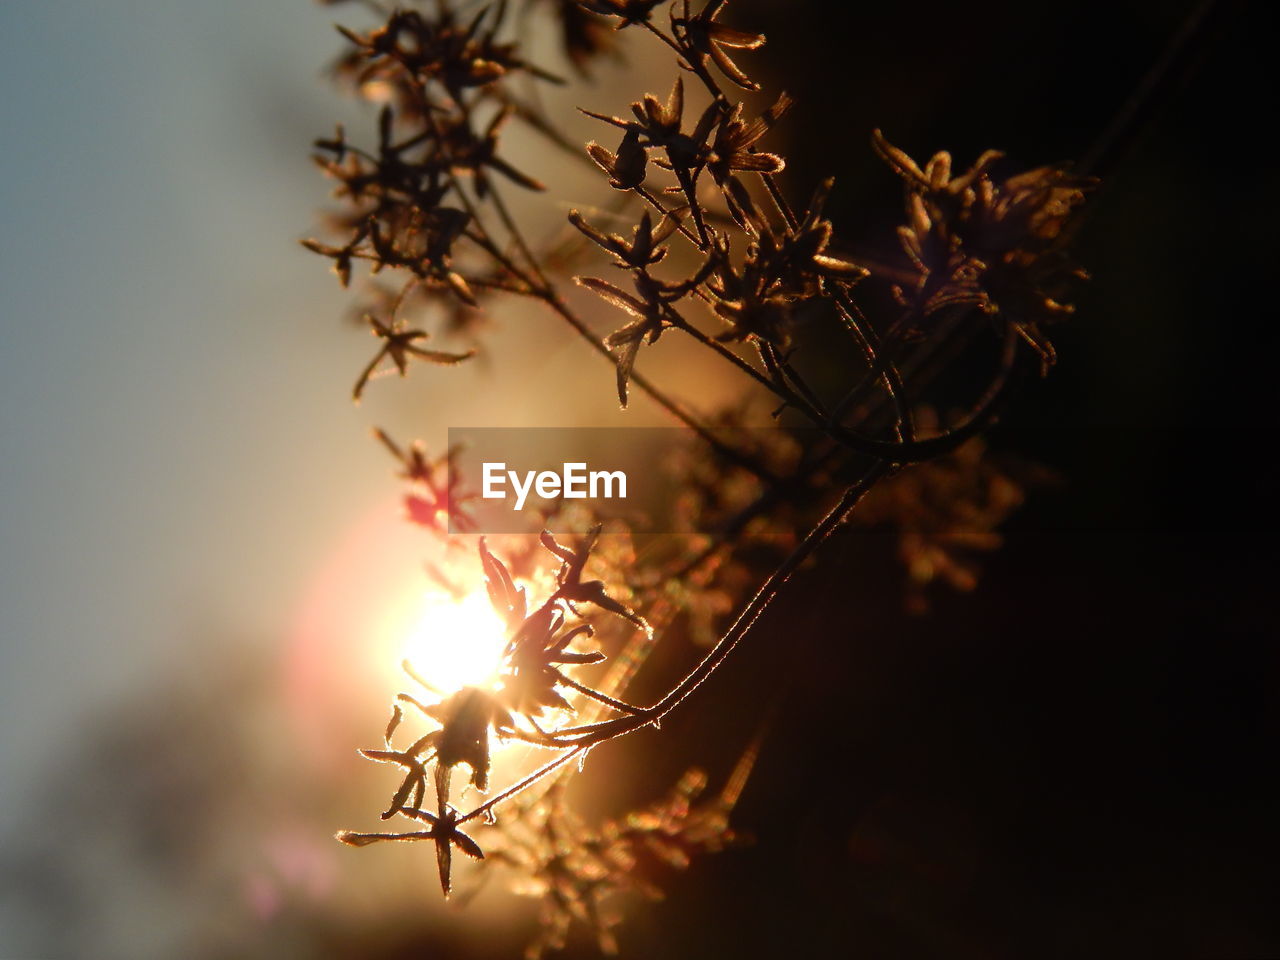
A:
[400,590,509,696]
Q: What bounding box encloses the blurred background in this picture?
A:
[1,0,1275,957]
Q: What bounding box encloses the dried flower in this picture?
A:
[375,430,476,534]
[337,802,485,897]
[873,129,1093,368]
[673,0,766,91]
[707,94,792,229]
[587,127,649,189]
[540,528,651,635]
[568,209,679,269]
[352,315,474,401]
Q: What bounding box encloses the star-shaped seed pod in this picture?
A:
[568,209,680,270]
[673,0,766,91]
[352,316,475,401]
[337,802,484,897]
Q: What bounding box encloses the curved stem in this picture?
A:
[827,287,913,442]
[526,463,886,750]
[457,747,585,825]
[556,672,646,715]
[833,324,1021,463]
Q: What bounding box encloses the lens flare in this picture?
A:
[401,590,509,695]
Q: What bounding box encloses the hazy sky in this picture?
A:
[0,0,400,823]
[0,0,698,834]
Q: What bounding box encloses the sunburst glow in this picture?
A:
[400,590,510,695]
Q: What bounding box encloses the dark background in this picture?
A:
[629,0,1279,956]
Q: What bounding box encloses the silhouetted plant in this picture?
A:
[306,0,1094,953]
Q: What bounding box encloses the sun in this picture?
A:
[400,590,510,695]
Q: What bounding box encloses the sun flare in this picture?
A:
[400,590,509,696]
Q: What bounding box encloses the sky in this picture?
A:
[0,0,700,843]
[0,0,396,823]
[0,5,541,951]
